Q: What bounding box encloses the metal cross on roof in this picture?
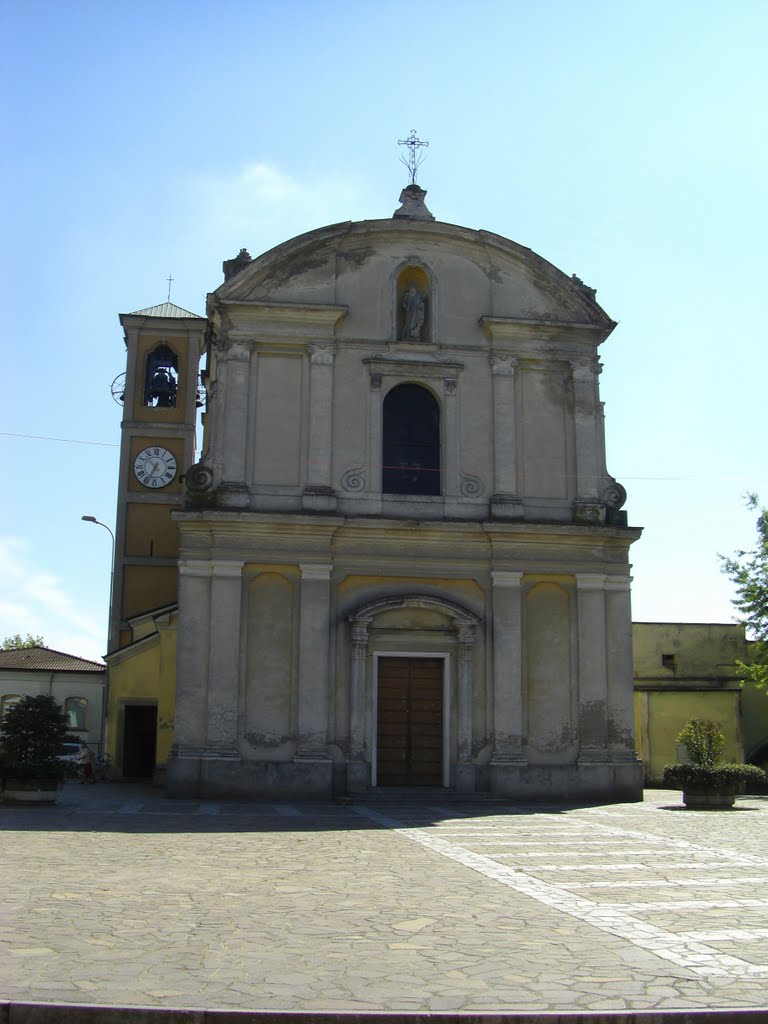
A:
[166,274,174,302]
[398,129,429,184]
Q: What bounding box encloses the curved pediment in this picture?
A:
[211,218,614,345]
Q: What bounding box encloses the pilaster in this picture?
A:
[490,354,523,519]
[303,344,337,512]
[571,358,603,521]
[206,559,244,753]
[217,339,253,507]
[576,573,609,762]
[295,563,334,759]
[490,570,526,763]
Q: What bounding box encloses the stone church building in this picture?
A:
[107,183,643,801]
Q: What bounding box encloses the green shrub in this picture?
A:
[676,719,726,768]
[663,762,765,788]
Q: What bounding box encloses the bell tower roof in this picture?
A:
[126,301,203,319]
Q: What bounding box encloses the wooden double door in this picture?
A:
[376,657,444,786]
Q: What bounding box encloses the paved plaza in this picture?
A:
[1,784,767,1017]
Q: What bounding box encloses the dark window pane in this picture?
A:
[382,384,440,495]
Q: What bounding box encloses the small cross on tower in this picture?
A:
[398,129,429,184]
[166,274,174,302]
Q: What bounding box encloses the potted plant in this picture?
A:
[663,718,765,809]
[0,694,70,803]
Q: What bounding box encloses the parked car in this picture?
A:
[57,742,82,764]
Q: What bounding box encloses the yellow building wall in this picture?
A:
[125,503,179,558]
[106,622,177,773]
[634,689,742,784]
[122,565,177,621]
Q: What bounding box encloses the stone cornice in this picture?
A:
[480,316,616,345]
[212,300,348,338]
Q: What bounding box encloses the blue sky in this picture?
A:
[1,0,766,661]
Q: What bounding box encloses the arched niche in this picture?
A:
[382,382,441,495]
[396,264,431,342]
[144,343,179,408]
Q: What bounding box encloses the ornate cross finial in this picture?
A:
[398,129,429,184]
[166,274,174,302]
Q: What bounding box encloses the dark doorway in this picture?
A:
[377,657,443,786]
[382,383,441,495]
[122,705,157,778]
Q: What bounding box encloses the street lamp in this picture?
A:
[81,516,115,647]
[81,515,116,760]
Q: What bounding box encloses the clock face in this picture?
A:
[133,446,177,488]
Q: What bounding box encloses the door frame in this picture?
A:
[371,652,451,788]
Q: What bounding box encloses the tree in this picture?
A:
[720,494,768,691]
[1,633,45,650]
[0,694,69,767]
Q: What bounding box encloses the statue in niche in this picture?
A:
[401,283,426,341]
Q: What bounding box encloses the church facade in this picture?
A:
[107,183,643,800]
[151,183,643,800]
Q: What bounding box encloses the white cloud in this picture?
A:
[185,161,370,256]
[0,537,105,661]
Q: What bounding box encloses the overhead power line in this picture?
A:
[0,431,119,448]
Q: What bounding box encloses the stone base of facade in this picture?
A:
[167,754,334,799]
[167,754,643,803]
[489,760,644,803]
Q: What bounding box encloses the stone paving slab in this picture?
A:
[1,785,767,1016]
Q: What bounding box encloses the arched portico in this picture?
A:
[347,595,481,792]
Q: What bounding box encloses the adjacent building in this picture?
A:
[0,647,106,754]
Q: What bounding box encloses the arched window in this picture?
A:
[144,344,179,407]
[65,696,88,730]
[382,383,441,495]
[1,694,21,720]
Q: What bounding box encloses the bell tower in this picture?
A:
[111,302,206,651]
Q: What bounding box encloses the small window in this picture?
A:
[661,654,677,672]
[144,344,179,407]
[382,383,441,495]
[1,694,21,719]
[65,696,88,730]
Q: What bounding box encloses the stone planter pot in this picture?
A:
[2,780,60,804]
[682,786,737,809]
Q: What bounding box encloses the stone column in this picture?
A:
[576,573,609,762]
[206,560,244,754]
[303,344,337,512]
[443,376,459,497]
[295,563,333,759]
[455,624,477,793]
[218,339,252,507]
[571,358,603,522]
[604,576,638,761]
[490,571,526,763]
[490,354,523,519]
[348,618,371,791]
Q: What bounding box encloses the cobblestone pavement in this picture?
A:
[1,784,767,1014]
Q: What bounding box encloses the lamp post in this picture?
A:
[81,516,116,760]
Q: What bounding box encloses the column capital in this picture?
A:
[300,562,333,581]
[569,358,599,382]
[492,570,524,588]
[179,559,212,578]
[210,559,244,579]
[308,343,336,365]
[490,353,518,376]
[575,572,606,591]
[604,575,633,592]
